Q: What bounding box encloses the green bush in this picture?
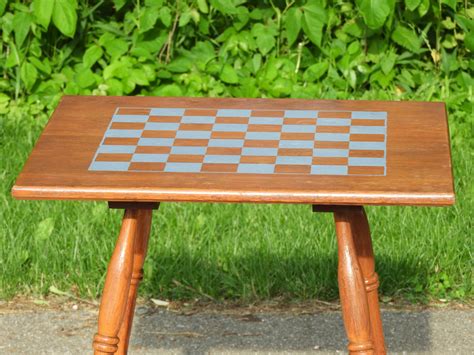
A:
[0,1,472,135]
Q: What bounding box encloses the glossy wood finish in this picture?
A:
[117,208,154,354]
[351,207,385,354]
[12,96,454,205]
[334,209,375,354]
[93,209,139,354]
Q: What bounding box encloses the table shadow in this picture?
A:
[129,308,431,354]
[141,249,431,353]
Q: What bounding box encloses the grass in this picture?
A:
[0,112,472,303]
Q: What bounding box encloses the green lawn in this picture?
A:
[1,112,472,303]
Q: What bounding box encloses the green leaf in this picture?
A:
[179,10,192,27]
[0,0,7,16]
[391,25,422,53]
[303,62,329,82]
[370,69,395,88]
[302,3,327,47]
[380,51,397,74]
[405,0,421,11]
[464,31,474,52]
[442,34,457,49]
[141,64,156,82]
[0,93,10,105]
[13,12,32,48]
[167,57,192,73]
[152,83,183,96]
[105,78,123,95]
[256,33,275,55]
[466,8,474,20]
[252,53,262,73]
[418,0,429,17]
[20,62,38,91]
[441,17,456,30]
[454,14,474,32]
[440,48,459,73]
[103,58,132,79]
[159,7,172,27]
[145,0,163,6]
[270,78,293,97]
[210,0,238,15]
[343,19,364,38]
[285,7,302,47]
[356,0,391,29]
[250,23,277,55]
[104,38,129,59]
[33,0,54,28]
[130,68,149,86]
[441,0,456,11]
[29,57,52,74]
[75,67,96,88]
[52,0,78,38]
[83,45,103,68]
[220,63,238,84]
[5,43,21,68]
[197,0,209,13]
[98,32,115,47]
[112,0,127,10]
[140,8,160,33]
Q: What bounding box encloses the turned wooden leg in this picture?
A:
[334,209,374,355]
[116,208,154,355]
[92,209,140,354]
[351,207,386,354]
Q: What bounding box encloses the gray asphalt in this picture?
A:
[0,307,472,354]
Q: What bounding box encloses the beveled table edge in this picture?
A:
[11,185,455,206]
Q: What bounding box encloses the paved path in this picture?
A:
[0,307,472,354]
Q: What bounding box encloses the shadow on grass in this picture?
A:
[143,245,430,302]
[139,248,431,352]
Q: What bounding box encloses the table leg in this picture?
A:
[351,207,386,354]
[116,208,154,354]
[334,209,374,355]
[92,209,140,354]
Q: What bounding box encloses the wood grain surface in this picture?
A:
[12,96,454,205]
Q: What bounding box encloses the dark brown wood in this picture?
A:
[12,96,454,206]
[108,201,159,210]
[334,209,375,355]
[312,205,357,213]
[92,209,139,354]
[117,208,154,354]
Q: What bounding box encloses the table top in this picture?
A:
[12,96,455,205]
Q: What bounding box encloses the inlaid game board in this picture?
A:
[12,96,454,205]
[89,107,387,176]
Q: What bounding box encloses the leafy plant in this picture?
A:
[0,1,471,118]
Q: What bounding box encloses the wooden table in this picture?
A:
[12,96,454,354]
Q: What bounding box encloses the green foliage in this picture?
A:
[356,0,393,29]
[0,0,471,122]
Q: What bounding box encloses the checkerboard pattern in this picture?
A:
[89,107,387,176]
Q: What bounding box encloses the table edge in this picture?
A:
[11,185,455,206]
